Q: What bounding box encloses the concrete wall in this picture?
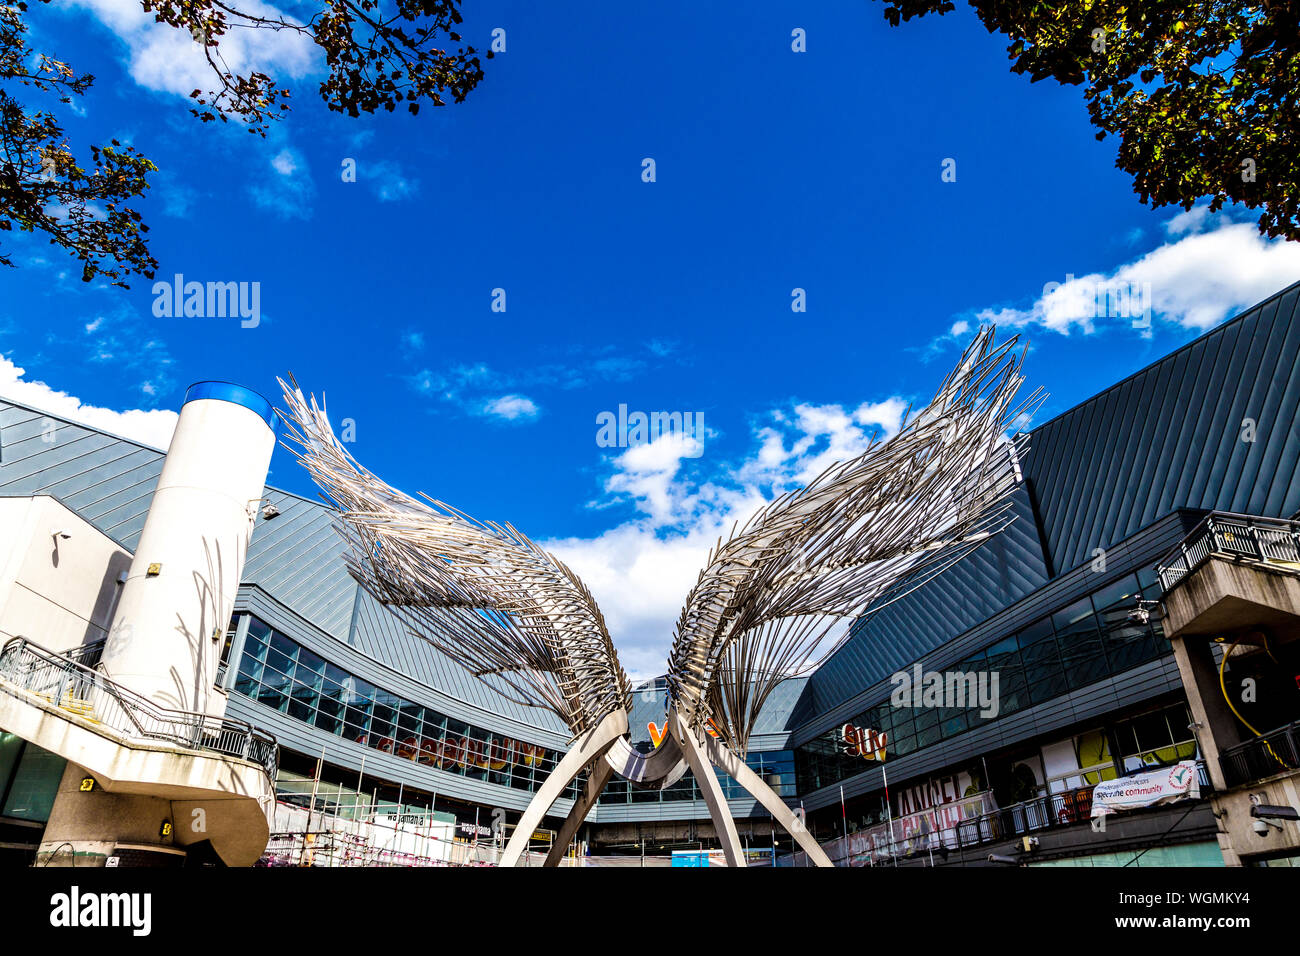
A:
[1210,773,1300,865]
[0,497,131,654]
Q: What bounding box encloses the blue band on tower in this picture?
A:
[183,382,278,432]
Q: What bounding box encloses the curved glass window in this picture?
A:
[229,614,570,796]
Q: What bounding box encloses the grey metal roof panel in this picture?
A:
[1022,281,1300,576]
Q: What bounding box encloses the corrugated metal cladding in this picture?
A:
[807,279,1300,718]
[0,396,566,734]
[0,402,164,547]
[809,483,1050,715]
[1024,280,1300,574]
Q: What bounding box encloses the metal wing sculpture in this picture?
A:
[278,378,631,737]
[277,328,1043,867]
[670,329,1037,756]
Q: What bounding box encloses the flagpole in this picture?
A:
[840,784,847,842]
[882,761,897,868]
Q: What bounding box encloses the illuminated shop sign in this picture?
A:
[841,723,887,761]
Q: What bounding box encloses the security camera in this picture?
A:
[1253,818,1272,837]
[1128,597,1160,625]
[1250,803,1299,822]
[51,529,71,540]
[261,504,281,520]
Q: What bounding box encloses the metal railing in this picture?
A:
[0,636,277,779]
[1219,719,1300,788]
[1156,512,1300,594]
[808,763,1211,867]
[60,637,107,669]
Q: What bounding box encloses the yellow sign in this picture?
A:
[648,718,722,748]
[79,777,96,792]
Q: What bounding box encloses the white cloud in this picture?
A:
[68,0,318,103]
[547,515,751,682]
[250,144,313,218]
[0,354,178,450]
[369,161,419,202]
[544,396,907,682]
[972,214,1300,335]
[482,394,539,422]
[271,148,299,176]
[1110,224,1300,330]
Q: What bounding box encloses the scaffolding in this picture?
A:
[258,765,560,867]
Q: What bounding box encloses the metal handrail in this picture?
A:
[1219,719,1300,788]
[813,761,1211,866]
[0,636,278,780]
[60,637,107,669]
[1156,512,1300,594]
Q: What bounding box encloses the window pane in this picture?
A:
[1027,672,1069,705]
[1054,598,1107,689]
[1,744,65,822]
[269,630,297,658]
[1090,574,1142,614]
[295,647,325,679]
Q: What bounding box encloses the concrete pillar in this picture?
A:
[1170,633,1243,791]
[37,763,180,867]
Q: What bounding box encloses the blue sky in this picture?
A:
[4,1,1299,677]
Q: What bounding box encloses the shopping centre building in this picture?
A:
[2,281,1299,866]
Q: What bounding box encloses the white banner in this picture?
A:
[1090,761,1199,817]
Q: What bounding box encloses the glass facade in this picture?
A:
[231,615,577,798]
[595,749,796,805]
[796,570,1168,795]
[231,614,798,809]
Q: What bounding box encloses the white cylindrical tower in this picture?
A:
[100,382,276,718]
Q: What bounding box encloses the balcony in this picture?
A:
[1219,718,1300,788]
[814,764,1212,866]
[1158,512,1300,595]
[0,637,277,778]
[0,635,280,866]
